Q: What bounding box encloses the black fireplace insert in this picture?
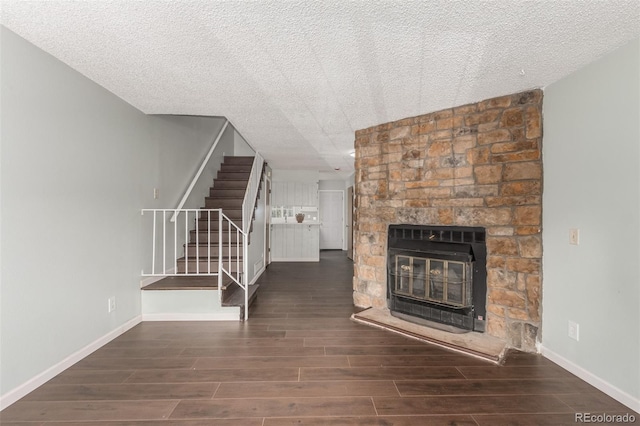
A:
[387,224,487,332]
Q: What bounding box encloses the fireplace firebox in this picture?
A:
[387,225,487,332]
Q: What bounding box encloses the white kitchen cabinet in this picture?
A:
[270,223,320,262]
[300,183,318,206]
[270,224,285,260]
[271,182,318,207]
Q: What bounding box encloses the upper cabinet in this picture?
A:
[272,182,318,207]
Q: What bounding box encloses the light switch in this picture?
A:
[569,228,579,245]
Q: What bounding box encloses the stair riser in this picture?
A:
[196,221,246,232]
[216,172,251,180]
[177,261,242,274]
[212,180,249,189]
[185,245,242,257]
[196,221,222,231]
[189,232,243,243]
[199,210,242,220]
[220,164,252,173]
[209,189,246,198]
[223,156,255,165]
[205,198,243,209]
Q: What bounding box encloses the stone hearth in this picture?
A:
[353,90,542,352]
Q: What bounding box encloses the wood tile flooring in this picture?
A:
[2,251,637,425]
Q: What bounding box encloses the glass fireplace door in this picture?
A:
[394,254,472,308]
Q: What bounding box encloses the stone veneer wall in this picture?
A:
[353,90,543,351]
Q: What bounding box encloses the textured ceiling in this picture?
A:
[2,1,639,178]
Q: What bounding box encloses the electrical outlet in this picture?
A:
[569,228,580,245]
[153,188,159,199]
[108,297,116,313]
[568,320,579,341]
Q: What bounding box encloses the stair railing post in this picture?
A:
[218,209,223,304]
[151,210,156,274]
[244,232,249,321]
[162,210,167,274]
[207,210,211,274]
[173,209,178,273]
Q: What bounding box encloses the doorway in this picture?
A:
[319,190,344,250]
[347,186,354,259]
[265,177,271,266]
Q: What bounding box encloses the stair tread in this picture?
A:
[177,256,243,261]
[186,242,240,246]
[142,276,218,291]
[223,156,255,163]
[214,177,250,180]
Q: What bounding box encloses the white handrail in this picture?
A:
[239,153,264,321]
[242,152,264,233]
[170,120,230,222]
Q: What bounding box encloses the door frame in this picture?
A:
[318,189,345,250]
[346,186,354,259]
[265,175,272,266]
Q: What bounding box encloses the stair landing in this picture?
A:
[142,276,219,291]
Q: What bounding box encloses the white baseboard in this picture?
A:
[249,266,265,285]
[541,345,640,413]
[142,311,239,321]
[0,315,142,411]
[271,257,319,262]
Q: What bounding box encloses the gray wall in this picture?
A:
[233,129,255,157]
[142,116,229,275]
[542,38,639,404]
[0,28,226,399]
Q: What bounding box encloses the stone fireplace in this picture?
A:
[353,90,542,352]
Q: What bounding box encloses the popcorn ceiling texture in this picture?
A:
[1,1,639,174]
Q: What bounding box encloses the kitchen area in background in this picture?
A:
[270,180,321,262]
[268,170,354,263]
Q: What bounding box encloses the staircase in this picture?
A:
[177,156,252,274]
[141,155,262,320]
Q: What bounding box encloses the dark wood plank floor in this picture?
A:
[2,251,637,425]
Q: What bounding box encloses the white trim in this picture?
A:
[249,266,265,285]
[0,315,142,410]
[265,175,271,267]
[142,311,239,321]
[541,345,640,413]
[271,257,319,262]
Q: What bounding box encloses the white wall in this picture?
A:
[272,169,319,183]
[0,28,227,403]
[542,38,640,409]
[233,129,255,157]
[142,116,229,275]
